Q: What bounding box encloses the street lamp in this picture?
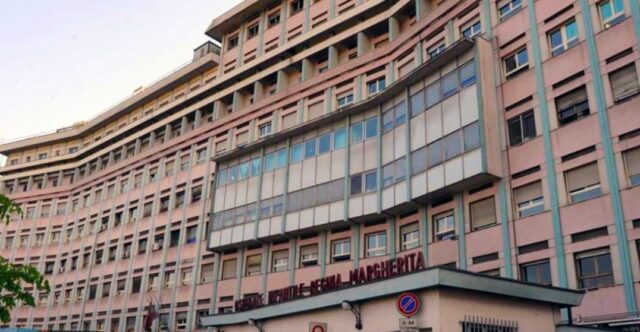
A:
[341,300,363,330]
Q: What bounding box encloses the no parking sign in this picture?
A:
[396,292,421,317]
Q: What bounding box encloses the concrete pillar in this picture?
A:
[387,217,396,258]
[149,130,156,147]
[328,45,339,69]
[26,176,33,192]
[278,0,289,45]
[180,116,188,135]
[232,91,244,113]
[257,12,267,56]
[134,138,141,155]
[301,58,313,81]
[164,124,171,143]
[253,80,265,102]
[276,70,289,93]
[415,0,432,20]
[389,16,400,41]
[445,20,455,46]
[303,0,312,32]
[357,31,371,57]
[194,109,203,128]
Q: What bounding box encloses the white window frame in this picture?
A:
[300,244,319,266]
[517,196,544,218]
[461,20,481,38]
[367,78,386,96]
[401,223,420,251]
[569,183,602,203]
[548,20,579,56]
[434,212,455,241]
[365,232,387,257]
[428,42,445,59]
[332,238,351,262]
[337,94,354,108]
[504,48,528,79]
[271,250,289,272]
[259,122,273,137]
[499,0,522,21]
[599,0,625,28]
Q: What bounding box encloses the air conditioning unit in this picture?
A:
[152,243,162,251]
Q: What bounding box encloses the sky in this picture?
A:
[0,0,242,143]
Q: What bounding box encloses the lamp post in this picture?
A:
[341,300,363,330]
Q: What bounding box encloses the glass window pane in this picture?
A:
[382,110,394,132]
[613,0,623,13]
[365,171,377,192]
[383,163,394,187]
[517,49,528,66]
[549,30,563,49]
[238,162,249,180]
[395,102,407,125]
[395,157,407,182]
[410,90,425,116]
[351,122,364,143]
[365,117,378,138]
[264,153,275,172]
[334,128,347,149]
[579,257,596,277]
[250,158,261,176]
[600,2,612,20]
[304,139,316,159]
[426,82,441,108]
[442,72,458,98]
[350,175,362,195]
[217,169,228,186]
[276,149,288,168]
[566,21,578,40]
[291,144,303,163]
[460,61,476,87]
[428,140,443,167]
[411,147,427,174]
[319,134,331,154]
[444,132,462,160]
[522,112,536,139]
[464,122,481,151]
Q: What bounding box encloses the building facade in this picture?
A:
[2,0,640,330]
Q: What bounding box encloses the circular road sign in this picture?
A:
[396,292,421,317]
[311,325,325,332]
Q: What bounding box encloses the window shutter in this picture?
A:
[398,61,414,78]
[281,112,298,129]
[470,197,496,229]
[307,101,324,120]
[625,148,640,177]
[235,131,249,146]
[301,244,318,257]
[611,64,640,101]
[514,181,543,205]
[221,259,237,279]
[566,163,599,192]
[556,87,587,111]
[273,250,288,261]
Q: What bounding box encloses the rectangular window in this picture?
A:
[498,0,522,21]
[426,82,441,108]
[221,259,237,280]
[401,223,420,251]
[318,133,332,154]
[549,20,579,56]
[291,143,303,163]
[395,102,407,126]
[624,147,640,186]
[268,12,281,27]
[367,78,386,95]
[428,42,445,59]
[434,211,455,241]
[365,231,387,257]
[556,86,589,125]
[412,147,427,175]
[470,197,496,230]
[427,140,443,167]
[245,255,262,276]
[382,163,394,187]
[565,162,601,203]
[300,244,319,266]
[463,122,480,151]
[444,132,462,160]
[304,139,316,159]
[247,24,259,39]
[382,109,394,133]
[227,35,239,50]
[514,181,544,218]
[365,117,378,138]
[504,47,528,79]
[461,20,481,38]
[271,250,289,272]
[350,174,363,196]
[338,94,354,108]
[507,110,536,146]
[520,260,552,286]
[610,63,640,102]
[332,238,351,262]
[364,171,377,192]
[276,149,288,168]
[395,157,407,182]
[259,123,272,137]
[599,0,625,28]
[460,61,477,88]
[442,71,459,98]
[290,0,304,14]
[575,248,614,289]
[351,122,364,143]
[334,128,347,149]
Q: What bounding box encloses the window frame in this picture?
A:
[575,248,614,289]
[365,231,387,257]
[548,19,579,57]
[331,238,351,262]
[400,222,420,251]
[433,211,455,241]
[504,47,529,79]
[598,0,625,28]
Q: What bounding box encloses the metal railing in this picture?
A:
[461,316,519,332]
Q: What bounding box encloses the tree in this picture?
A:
[0,194,50,324]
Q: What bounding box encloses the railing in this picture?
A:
[461,316,519,332]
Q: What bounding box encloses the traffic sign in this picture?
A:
[396,292,421,317]
[310,322,327,332]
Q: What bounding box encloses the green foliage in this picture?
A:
[0,194,50,324]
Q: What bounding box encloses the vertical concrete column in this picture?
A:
[149,131,156,148]
[328,45,339,69]
[324,88,333,114]
[415,0,432,20]
[164,123,172,143]
[445,20,455,46]
[319,231,328,278]
[0,181,5,195]
[236,22,246,67]
[180,116,188,135]
[248,119,257,142]
[134,138,141,155]
[253,80,265,102]
[356,31,370,57]
[257,11,267,56]
[414,41,424,66]
[278,1,289,45]
[72,167,80,183]
[276,70,289,93]
[12,179,18,193]
[388,16,400,42]
[288,238,298,286]
[232,91,244,114]
[194,109,203,128]
[301,58,313,81]
[260,244,270,296]
[455,194,467,269]
[387,217,397,258]
[56,170,63,186]
[213,100,222,120]
[352,224,361,269]
[26,176,33,192]
[419,206,429,266]
[303,0,312,32]
[354,75,364,102]
[329,0,336,18]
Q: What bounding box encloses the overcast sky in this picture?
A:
[0,0,241,143]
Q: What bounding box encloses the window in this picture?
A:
[365,117,378,138]
[624,148,640,186]
[271,250,289,272]
[514,181,544,218]
[245,255,262,276]
[442,72,459,98]
[367,78,386,95]
[291,143,303,163]
[565,163,601,203]
[290,0,303,14]
[365,232,386,257]
[463,122,480,151]
[318,133,331,154]
[426,82,441,108]
[460,61,477,88]
[556,86,589,125]
[412,148,427,174]
[259,123,273,137]
[276,148,288,168]
[507,110,536,146]
[610,63,640,102]
[520,260,552,286]
[575,248,614,289]
[338,94,354,107]
[247,24,259,39]
[364,171,377,192]
[221,259,237,280]
[444,132,462,160]
[382,163,394,187]
[351,122,364,143]
[428,42,445,59]
[332,238,351,262]
[504,48,528,79]
[461,20,481,38]
[382,109,394,133]
[401,223,419,251]
[350,174,363,196]
[268,12,281,27]
[334,128,347,149]
[599,0,625,28]
[470,197,496,230]
[300,244,319,266]
[434,211,455,241]
[304,139,316,159]
[427,140,443,167]
[549,20,578,56]
[227,35,239,50]
[498,0,522,21]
